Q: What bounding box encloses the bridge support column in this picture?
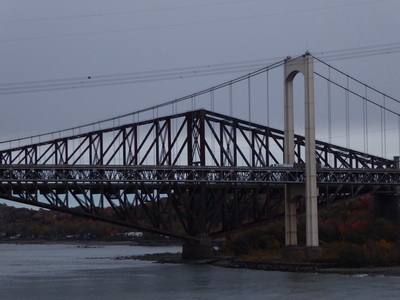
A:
[182,238,215,260]
[283,54,320,256]
[284,185,305,245]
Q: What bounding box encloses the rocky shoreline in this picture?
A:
[123,252,400,277]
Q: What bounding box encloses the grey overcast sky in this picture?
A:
[1,0,400,144]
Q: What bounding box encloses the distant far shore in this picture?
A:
[0,238,180,247]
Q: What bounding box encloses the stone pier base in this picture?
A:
[182,241,215,260]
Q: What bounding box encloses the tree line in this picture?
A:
[0,204,129,240]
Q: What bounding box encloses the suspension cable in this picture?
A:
[314,72,400,117]
[314,56,400,105]
[0,58,288,146]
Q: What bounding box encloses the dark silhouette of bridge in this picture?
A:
[0,54,399,258]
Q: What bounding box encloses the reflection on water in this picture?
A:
[1,243,400,300]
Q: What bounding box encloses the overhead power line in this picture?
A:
[2,41,400,96]
[0,0,258,24]
[314,41,400,61]
[0,56,285,95]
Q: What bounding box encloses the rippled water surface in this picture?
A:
[1,243,400,299]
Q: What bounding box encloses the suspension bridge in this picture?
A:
[0,54,399,258]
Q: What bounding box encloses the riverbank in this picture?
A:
[125,252,400,277]
[3,240,400,276]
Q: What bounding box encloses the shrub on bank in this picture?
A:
[338,243,366,266]
[223,222,284,257]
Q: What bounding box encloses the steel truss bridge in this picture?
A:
[0,109,397,242]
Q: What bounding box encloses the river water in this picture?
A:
[0,243,399,299]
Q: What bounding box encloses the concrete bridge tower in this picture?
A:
[283,54,320,257]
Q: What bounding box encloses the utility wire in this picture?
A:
[2,43,400,148]
[2,42,400,96]
[0,57,285,96]
[0,0,389,40]
[0,0,259,24]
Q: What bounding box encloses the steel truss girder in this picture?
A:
[0,109,397,240]
[0,110,394,169]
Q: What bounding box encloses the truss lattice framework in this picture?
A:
[0,110,396,241]
[0,110,394,169]
[0,177,285,241]
[0,164,393,240]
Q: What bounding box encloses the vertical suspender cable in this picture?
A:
[112,119,116,165]
[172,101,177,164]
[346,76,350,148]
[137,112,140,164]
[229,83,233,117]
[152,109,156,165]
[118,117,121,165]
[383,95,387,158]
[210,90,215,158]
[247,76,252,164]
[266,71,270,166]
[398,115,400,157]
[380,105,384,158]
[380,95,386,158]
[72,129,74,164]
[266,71,270,128]
[363,94,366,153]
[248,76,251,122]
[172,102,175,163]
[364,86,368,153]
[328,68,332,144]
[228,82,233,166]
[210,89,215,112]
[78,127,82,164]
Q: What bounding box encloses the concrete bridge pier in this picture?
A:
[182,238,215,260]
